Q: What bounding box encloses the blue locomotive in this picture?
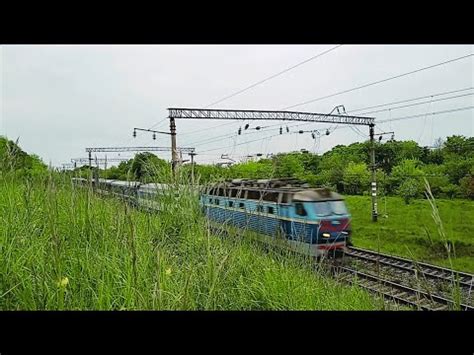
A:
[200,178,351,257]
[73,177,352,257]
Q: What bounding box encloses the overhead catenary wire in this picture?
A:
[196,105,474,155]
[282,53,473,110]
[177,45,344,138]
[379,106,474,124]
[354,92,473,116]
[348,87,473,114]
[205,45,343,108]
[183,85,474,152]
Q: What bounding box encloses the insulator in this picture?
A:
[153,133,156,140]
[286,126,290,133]
[256,126,261,131]
[391,134,395,140]
[326,129,330,136]
[238,127,242,135]
[299,130,304,134]
[312,132,316,139]
[379,135,383,142]
[133,130,137,138]
[244,124,250,130]
[279,127,283,135]
[256,153,262,157]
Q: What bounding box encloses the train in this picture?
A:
[72,177,352,258]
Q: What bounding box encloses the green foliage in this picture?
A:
[346,195,474,273]
[390,159,424,193]
[272,153,304,178]
[397,178,421,204]
[0,137,48,177]
[440,184,461,199]
[67,134,474,201]
[0,174,380,310]
[343,162,370,195]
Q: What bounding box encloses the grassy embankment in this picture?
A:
[346,194,474,273]
[0,173,382,310]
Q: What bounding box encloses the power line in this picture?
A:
[282,53,473,110]
[379,106,474,123]
[348,87,473,114]
[195,105,474,155]
[355,92,474,116]
[183,86,474,150]
[176,46,344,138]
[205,45,343,108]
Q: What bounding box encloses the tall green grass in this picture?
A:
[0,172,381,310]
[346,190,474,273]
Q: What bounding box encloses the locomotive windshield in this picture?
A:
[312,200,348,216]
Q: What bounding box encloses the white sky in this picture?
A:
[1,45,473,167]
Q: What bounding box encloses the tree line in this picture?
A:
[2,134,473,202]
[94,135,473,202]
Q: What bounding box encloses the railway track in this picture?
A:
[334,266,472,310]
[337,247,474,310]
[189,225,474,310]
[345,247,474,289]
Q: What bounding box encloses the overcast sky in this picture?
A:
[1,45,473,167]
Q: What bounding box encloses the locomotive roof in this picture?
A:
[207,180,344,201]
[292,189,343,201]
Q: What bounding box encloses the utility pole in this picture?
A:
[188,152,197,185]
[369,124,378,222]
[170,117,179,175]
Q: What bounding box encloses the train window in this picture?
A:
[313,202,331,216]
[247,190,261,200]
[239,202,245,209]
[256,205,263,213]
[295,203,307,216]
[209,198,212,204]
[330,200,348,215]
[228,201,234,208]
[267,206,274,214]
[215,199,220,205]
[262,192,279,202]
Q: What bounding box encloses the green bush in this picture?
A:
[398,178,421,204]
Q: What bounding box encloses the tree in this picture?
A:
[390,159,424,192]
[459,174,474,199]
[398,178,421,204]
[273,154,304,179]
[130,153,169,181]
[342,162,370,195]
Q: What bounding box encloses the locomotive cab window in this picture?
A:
[228,201,234,208]
[267,206,274,214]
[215,199,220,205]
[295,203,307,216]
[239,202,245,209]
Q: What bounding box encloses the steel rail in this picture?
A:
[336,266,474,311]
[345,247,474,289]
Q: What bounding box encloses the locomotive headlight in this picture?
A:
[322,233,330,238]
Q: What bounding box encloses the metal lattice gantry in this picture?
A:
[72,157,130,164]
[83,146,196,172]
[85,146,195,153]
[168,108,375,126]
[167,107,379,222]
